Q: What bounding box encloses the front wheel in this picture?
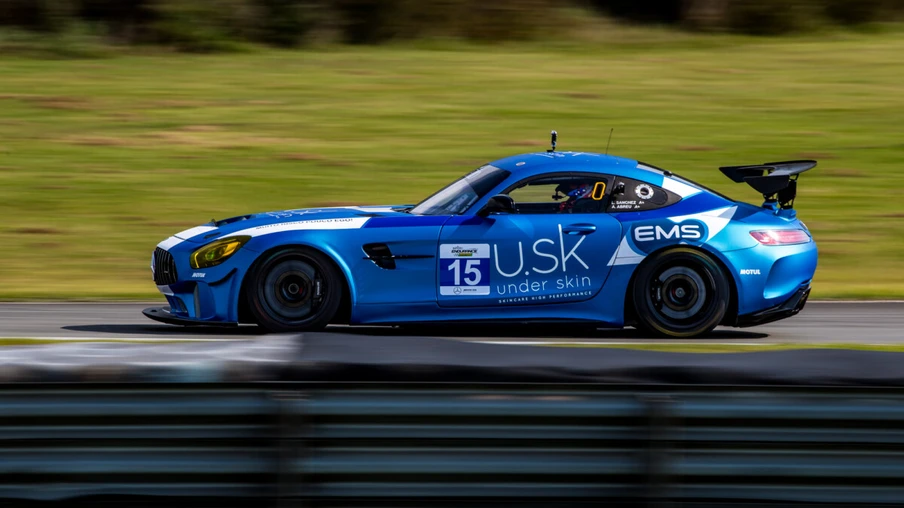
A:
[631,248,730,338]
[246,247,343,333]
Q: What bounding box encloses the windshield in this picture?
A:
[410,165,511,216]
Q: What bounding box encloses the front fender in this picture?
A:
[242,231,359,310]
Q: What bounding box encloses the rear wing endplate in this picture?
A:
[719,159,816,209]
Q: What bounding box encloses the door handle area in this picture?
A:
[562,224,597,235]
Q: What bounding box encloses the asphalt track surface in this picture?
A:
[0,301,902,344]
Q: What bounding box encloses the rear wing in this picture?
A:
[719,159,816,209]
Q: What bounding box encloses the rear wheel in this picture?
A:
[631,248,729,338]
[246,247,343,333]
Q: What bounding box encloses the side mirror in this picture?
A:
[477,194,516,217]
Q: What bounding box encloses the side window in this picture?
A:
[607,177,681,212]
[506,175,609,214]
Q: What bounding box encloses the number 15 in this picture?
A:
[447,259,482,286]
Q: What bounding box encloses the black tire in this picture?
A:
[246,247,344,333]
[631,248,729,338]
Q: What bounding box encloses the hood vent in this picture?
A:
[212,215,252,227]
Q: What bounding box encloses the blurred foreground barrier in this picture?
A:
[4,334,904,506]
[2,383,904,507]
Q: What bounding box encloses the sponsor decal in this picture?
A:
[439,244,490,296]
[440,224,596,302]
[629,219,708,254]
[266,206,396,219]
[192,272,206,278]
[498,291,593,304]
[634,223,703,242]
[494,224,589,277]
[740,269,761,275]
[267,209,321,219]
[254,218,357,230]
[450,246,478,258]
[230,217,370,238]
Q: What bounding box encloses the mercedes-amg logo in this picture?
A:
[453,287,462,295]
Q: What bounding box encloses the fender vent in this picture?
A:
[363,243,396,270]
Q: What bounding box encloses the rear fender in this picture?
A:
[620,244,740,327]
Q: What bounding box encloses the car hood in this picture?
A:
[172,205,411,243]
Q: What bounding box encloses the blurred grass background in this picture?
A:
[0,2,903,299]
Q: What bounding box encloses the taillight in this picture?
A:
[750,229,811,246]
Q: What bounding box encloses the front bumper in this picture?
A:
[150,239,259,325]
[736,284,810,327]
[143,306,238,327]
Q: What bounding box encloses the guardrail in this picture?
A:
[3,383,904,506]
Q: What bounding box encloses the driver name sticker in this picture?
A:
[440,244,490,296]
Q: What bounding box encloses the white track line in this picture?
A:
[0,336,244,342]
[475,341,772,346]
[476,341,904,347]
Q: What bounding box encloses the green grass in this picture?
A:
[1,26,904,298]
[544,343,904,353]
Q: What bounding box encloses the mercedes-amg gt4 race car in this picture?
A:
[145,138,817,337]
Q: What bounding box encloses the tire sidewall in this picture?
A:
[632,248,729,338]
[247,247,343,333]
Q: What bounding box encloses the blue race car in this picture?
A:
[145,134,817,337]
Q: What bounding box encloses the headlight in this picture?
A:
[190,236,250,269]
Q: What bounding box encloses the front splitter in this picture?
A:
[142,306,238,327]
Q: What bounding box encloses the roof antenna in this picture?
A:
[605,128,614,155]
[547,130,557,152]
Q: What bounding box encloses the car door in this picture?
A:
[437,172,622,308]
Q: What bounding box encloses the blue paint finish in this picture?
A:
[148,150,818,330]
[611,192,731,222]
[724,242,817,312]
[363,216,449,228]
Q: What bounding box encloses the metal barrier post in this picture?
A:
[641,395,673,508]
[272,391,308,508]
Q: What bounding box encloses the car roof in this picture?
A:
[488,151,721,200]
[488,151,670,181]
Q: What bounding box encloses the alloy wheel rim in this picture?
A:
[651,265,708,321]
[262,257,325,322]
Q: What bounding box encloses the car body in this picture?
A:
[145,149,817,337]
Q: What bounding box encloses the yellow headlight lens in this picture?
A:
[190,236,250,269]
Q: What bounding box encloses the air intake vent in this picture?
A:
[153,248,178,285]
[363,243,396,269]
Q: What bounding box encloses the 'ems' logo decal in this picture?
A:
[634,223,703,242]
[630,219,708,254]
